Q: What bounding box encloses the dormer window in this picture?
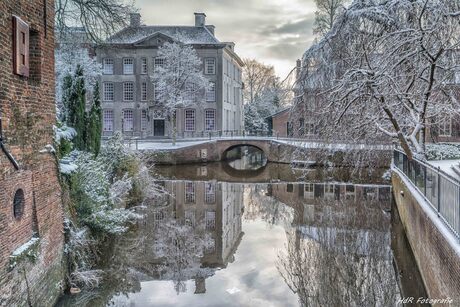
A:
[123,58,134,74]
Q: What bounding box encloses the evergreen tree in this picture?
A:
[86,82,102,155]
[61,74,73,122]
[71,65,87,150]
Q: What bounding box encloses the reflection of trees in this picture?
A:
[276,197,398,307]
[153,217,214,294]
[244,184,294,229]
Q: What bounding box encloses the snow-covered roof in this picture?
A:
[106,25,221,45]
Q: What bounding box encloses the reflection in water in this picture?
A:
[57,174,422,307]
[224,145,267,170]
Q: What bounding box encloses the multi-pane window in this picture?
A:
[141,109,148,131]
[205,182,215,203]
[206,81,215,102]
[205,109,216,131]
[103,110,113,131]
[185,109,195,131]
[123,82,134,101]
[141,57,147,74]
[103,82,114,101]
[123,58,134,74]
[185,211,195,227]
[103,58,114,74]
[185,181,195,203]
[154,57,165,71]
[153,82,162,101]
[205,211,216,230]
[185,82,196,103]
[438,116,452,136]
[123,109,133,131]
[205,58,216,74]
[141,82,147,101]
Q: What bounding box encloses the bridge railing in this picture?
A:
[393,149,460,241]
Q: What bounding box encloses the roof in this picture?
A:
[106,25,220,45]
[266,107,291,119]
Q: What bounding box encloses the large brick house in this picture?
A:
[0,1,64,306]
[97,13,245,139]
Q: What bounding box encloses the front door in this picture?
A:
[153,119,165,136]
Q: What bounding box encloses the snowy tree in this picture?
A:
[86,82,102,156]
[55,0,134,42]
[313,0,346,36]
[153,42,209,145]
[242,59,290,133]
[55,45,101,121]
[296,0,460,159]
[67,65,87,150]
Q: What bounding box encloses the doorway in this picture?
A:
[154,119,165,136]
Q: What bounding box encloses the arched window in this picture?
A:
[13,189,25,219]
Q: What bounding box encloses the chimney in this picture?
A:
[194,12,206,27]
[205,25,215,35]
[130,13,141,27]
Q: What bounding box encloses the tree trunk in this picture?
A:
[172,115,177,146]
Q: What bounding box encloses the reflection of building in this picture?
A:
[131,180,244,294]
[270,182,398,306]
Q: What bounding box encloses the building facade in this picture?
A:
[97,13,244,139]
[0,1,64,306]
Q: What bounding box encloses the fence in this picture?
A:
[393,149,460,240]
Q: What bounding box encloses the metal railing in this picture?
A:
[393,149,460,240]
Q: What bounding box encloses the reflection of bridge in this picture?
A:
[133,137,393,165]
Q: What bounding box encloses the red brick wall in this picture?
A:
[272,110,290,137]
[0,0,64,306]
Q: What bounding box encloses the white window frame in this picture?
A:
[103,109,113,131]
[206,81,215,102]
[123,58,134,74]
[205,182,215,203]
[123,82,134,101]
[123,109,134,132]
[205,211,216,230]
[205,109,216,131]
[205,58,216,75]
[103,82,114,101]
[103,58,114,75]
[185,181,195,203]
[185,109,195,131]
[154,57,165,72]
[141,109,148,131]
[141,57,147,74]
[141,82,147,101]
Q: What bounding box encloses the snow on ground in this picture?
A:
[129,140,211,150]
[428,159,460,180]
[126,137,393,151]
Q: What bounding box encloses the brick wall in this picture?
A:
[271,110,290,137]
[392,172,460,304]
[0,1,65,306]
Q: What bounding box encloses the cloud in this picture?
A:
[134,0,317,77]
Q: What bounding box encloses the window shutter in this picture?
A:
[13,16,29,77]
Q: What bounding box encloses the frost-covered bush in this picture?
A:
[426,143,460,160]
[63,133,147,235]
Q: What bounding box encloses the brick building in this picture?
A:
[97,12,245,139]
[0,1,64,306]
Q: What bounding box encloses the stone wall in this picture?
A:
[392,171,460,305]
[0,1,65,306]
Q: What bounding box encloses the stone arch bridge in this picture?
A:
[137,137,392,167]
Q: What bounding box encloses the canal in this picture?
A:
[57,147,426,306]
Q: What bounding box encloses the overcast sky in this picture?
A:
[135,0,317,78]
